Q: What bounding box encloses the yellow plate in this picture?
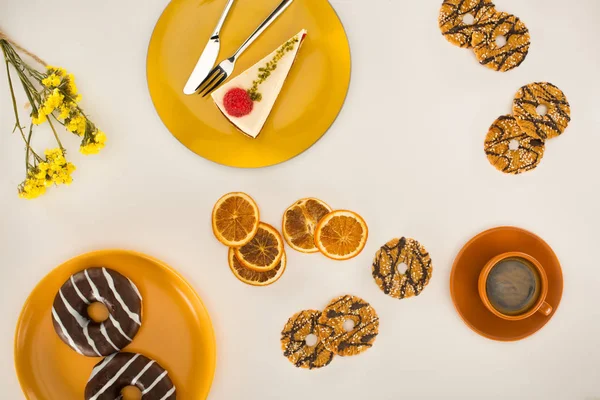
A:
[14,250,216,399]
[146,0,351,168]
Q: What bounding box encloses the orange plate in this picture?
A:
[14,250,216,399]
[450,226,563,342]
[146,0,351,168]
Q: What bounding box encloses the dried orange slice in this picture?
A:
[234,222,284,271]
[314,210,368,260]
[228,248,286,286]
[212,192,260,247]
[282,198,332,253]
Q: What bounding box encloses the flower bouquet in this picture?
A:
[1,33,106,199]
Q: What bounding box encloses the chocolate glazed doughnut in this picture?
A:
[51,267,142,357]
[85,353,176,400]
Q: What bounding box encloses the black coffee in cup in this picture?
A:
[485,257,541,316]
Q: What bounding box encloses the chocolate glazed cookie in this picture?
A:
[484,115,545,174]
[438,0,497,48]
[471,12,530,72]
[52,267,142,357]
[513,82,571,140]
[281,309,334,369]
[85,352,176,400]
[317,295,379,357]
[372,238,433,299]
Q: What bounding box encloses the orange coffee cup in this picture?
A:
[478,252,553,321]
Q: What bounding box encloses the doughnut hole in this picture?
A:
[121,386,142,400]
[87,302,109,323]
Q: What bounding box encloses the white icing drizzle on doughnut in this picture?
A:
[51,307,83,355]
[128,278,142,300]
[59,290,88,327]
[85,269,102,301]
[88,353,116,382]
[142,370,168,395]
[102,268,141,326]
[59,289,101,356]
[131,360,155,385]
[71,275,90,304]
[99,323,120,352]
[108,315,133,342]
[159,387,176,400]
[82,324,101,356]
[89,353,140,400]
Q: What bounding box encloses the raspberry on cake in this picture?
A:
[212,29,307,139]
[223,88,254,117]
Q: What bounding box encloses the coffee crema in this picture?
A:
[485,257,541,316]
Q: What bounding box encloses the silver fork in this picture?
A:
[198,0,294,97]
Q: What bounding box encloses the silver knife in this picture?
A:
[183,0,236,95]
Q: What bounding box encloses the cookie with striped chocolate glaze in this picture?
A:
[438,0,497,48]
[484,115,545,174]
[316,295,379,356]
[51,267,142,357]
[281,309,334,369]
[512,82,571,140]
[85,352,175,400]
[372,237,433,299]
[471,12,530,72]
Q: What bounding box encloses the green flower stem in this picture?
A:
[1,41,41,87]
[26,124,35,168]
[2,43,41,168]
[1,41,41,109]
[46,117,64,151]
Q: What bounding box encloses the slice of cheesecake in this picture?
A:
[212,29,307,139]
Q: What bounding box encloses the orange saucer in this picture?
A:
[450,227,563,341]
[14,250,216,399]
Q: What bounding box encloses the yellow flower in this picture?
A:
[46,65,66,77]
[42,74,61,88]
[32,89,65,124]
[66,118,77,132]
[66,113,87,136]
[45,148,62,159]
[95,131,107,144]
[32,111,47,125]
[48,89,64,107]
[80,130,107,155]
[58,103,72,120]
[40,88,64,116]
[34,162,49,179]
[18,162,56,199]
[19,177,47,199]
[44,148,76,185]
[77,121,86,135]
[65,73,78,97]
[80,142,103,155]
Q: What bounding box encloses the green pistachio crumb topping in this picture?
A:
[247,37,300,102]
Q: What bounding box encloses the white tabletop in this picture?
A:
[1,0,599,399]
